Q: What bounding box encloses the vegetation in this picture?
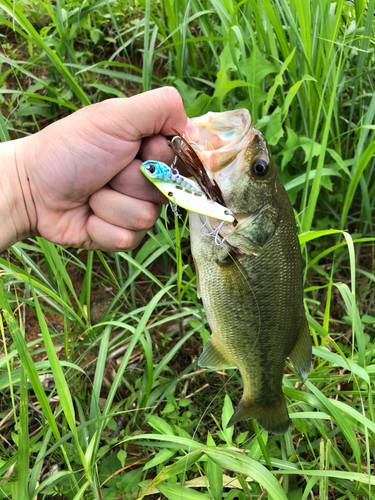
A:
[0,0,375,499]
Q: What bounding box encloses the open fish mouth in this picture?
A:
[190,109,255,174]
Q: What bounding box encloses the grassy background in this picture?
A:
[0,0,375,499]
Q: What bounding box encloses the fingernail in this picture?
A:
[186,118,200,142]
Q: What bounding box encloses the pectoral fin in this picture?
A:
[198,336,232,369]
[288,318,312,382]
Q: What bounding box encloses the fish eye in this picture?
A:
[146,163,156,174]
[252,158,268,177]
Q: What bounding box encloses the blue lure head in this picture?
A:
[140,160,173,182]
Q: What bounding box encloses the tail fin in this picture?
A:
[227,395,290,435]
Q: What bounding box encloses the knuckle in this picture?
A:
[158,86,183,109]
[135,204,159,230]
[88,191,99,209]
[113,229,134,250]
[89,187,109,211]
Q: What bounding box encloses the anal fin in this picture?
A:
[288,318,312,383]
[198,336,231,370]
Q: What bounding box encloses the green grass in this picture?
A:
[1,0,375,499]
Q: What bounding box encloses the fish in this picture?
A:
[171,109,312,434]
[140,160,235,223]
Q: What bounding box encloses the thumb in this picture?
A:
[75,86,188,143]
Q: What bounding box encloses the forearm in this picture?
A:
[0,139,35,252]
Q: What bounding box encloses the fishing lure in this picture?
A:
[140,160,235,223]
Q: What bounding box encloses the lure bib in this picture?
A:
[140,160,235,223]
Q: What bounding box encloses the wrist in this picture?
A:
[0,138,37,251]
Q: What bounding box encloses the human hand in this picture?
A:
[3,87,198,252]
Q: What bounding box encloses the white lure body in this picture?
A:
[140,160,235,223]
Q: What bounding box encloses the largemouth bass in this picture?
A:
[177,109,312,434]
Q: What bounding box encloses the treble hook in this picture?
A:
[200,219,216,236]
[170,134,186,171]
[200,218,226,246]
[214,221,227,246]
[171,134,186,150]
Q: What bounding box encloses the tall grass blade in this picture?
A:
[205,448,288,500]
[0,0,89,104]
[302,49,343,232]
[341,139,375,229]
[89,325,110,439]
[18,362,29,499]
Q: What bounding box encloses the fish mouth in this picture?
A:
[190,109,254,174]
